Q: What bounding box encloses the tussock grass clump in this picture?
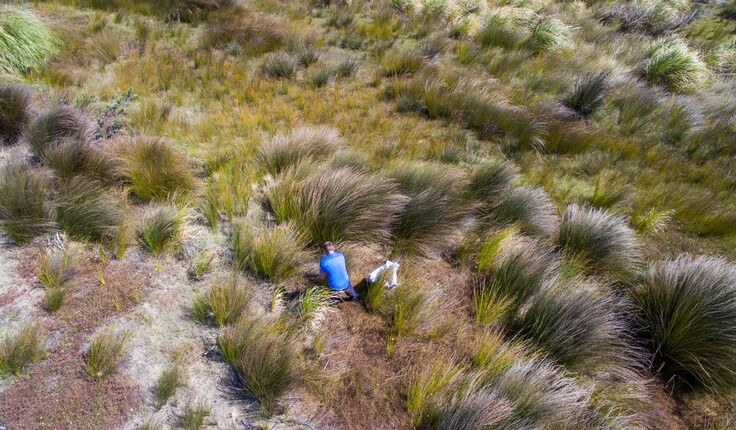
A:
[193,275,251,327]
[140,205,182,255]
[262,52,297,79]
[295,286,332,330]
[407,359,466,427]
[561,72,609,118]
[511,275,638,375]
[202,10,287,55]
[85,329,130,381]
[437,390,514,430]
[466,160,519,217]
[558,204,641,279]
[154,364,186,408]
[389,162,468,256]
[180,399,210,430]
[490,187,558,237]
[232,221,307,280]
[389,282,433,338]
[0,84,33,145]
[38,248,78,312]
[0,163,54,244]
[0,7,59,75]
[25,106,93,161]
[526,17,568,52]
[293,43,320,67]
[475,9,527,49]
[381,49,423,76]
[117,137,193,202]
[0,321,45,375]
[267,167,408,244]
[641,37,708,92]
[56,176,123,243]
[307,64,334,88]
[630,255,736,393]
[218,317,311,416]
[256,125,343,175]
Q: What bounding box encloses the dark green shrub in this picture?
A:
[561,72,609,118]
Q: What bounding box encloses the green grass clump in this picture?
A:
[0,7,59,75]
[85,329,130,381]
[490,187,558,237]
[526,17,568,52]
[475,9,526,49]
[561,72,609,118]
[558,204,641,279]
[202,9,286,55]
[267,167,408,244]
[117,137,193,202]
[0,84,33,145]
[180,399,210,430]
[381,49,423,76]
[293,43,320,67]
[256,125,343,175]
[389,162,468,256]
[407,359,465,427]
[192,275,251,327]
[510,275,638,375]
[38,248,78,312]
[232,221,306,280]
[262,52,297,79]
[154,363,186,408]
[25,106,93,163]
[295,286,332,329]
[0,321,45,375]
[630,255,736,393]
[641,36,708,92]
[56,176,123,243]
[218,317,311,416]
[465,160,519,218]
[140,205,182,255]
[390,282,431,338]
[0,163,54,244]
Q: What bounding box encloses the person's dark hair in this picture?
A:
[322,241,335,253]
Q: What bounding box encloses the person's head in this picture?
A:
[322,241,335,255]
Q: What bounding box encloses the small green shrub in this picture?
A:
[25,106,93,162]
[262,52,297,79]
[140,205,182,255]
[561,72,609,118]
[256,125,343,175]
[293,43,320,67]
[188,251,214,281]
[192,275,251,327]
[85,329,130,381]
[526,17,567,52]
[0,84,33,145]
[490,187,558,237]
[558,204,641,279]
[0,163,54,244]
[0,321,45,375]
[38,247,77,311]
[56,176,123,243]
[117,137,193,202]
[630,255,736,393]
[267,167,408,244]
[218,317,311,416]
[0,7,59,75]
[154,364,186,408]
[641,37,707,92]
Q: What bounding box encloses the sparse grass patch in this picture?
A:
[116,137,193,202]
[140,205,182,255]
[0,163,54,244]
[0,321,45,375]
[630,255,736,393]
[188,251,214,281]
[56,176,123,243]
[0,84,33,145]
[85,329,130,381]
[0,7,59,75]
[218,317,312,416]
[180,399,210,430]
[154,363,186,408]
[192,275,251,327]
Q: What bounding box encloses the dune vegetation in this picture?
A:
[0,0,734,429]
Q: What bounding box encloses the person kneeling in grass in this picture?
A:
[319,241,359,302]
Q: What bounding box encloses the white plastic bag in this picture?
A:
[367,260,399,288]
